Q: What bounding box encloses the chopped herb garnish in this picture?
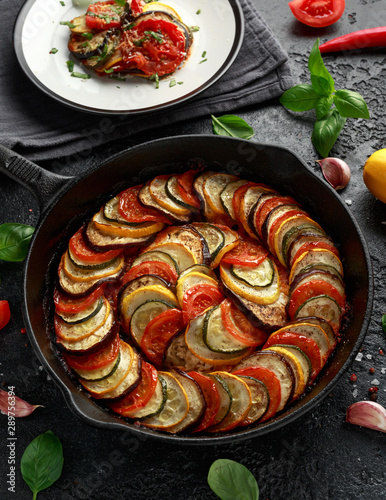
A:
[81,32,94,40]
[149,73,160,89]
[60,1,65,6]
[60,21,75,28]
[66,60,74,72]
[134,36,150,47]
[49,48,58,54]
[71,72,91,79]
[104,68,114,74]
[169,79,176,88]
[201,50,206,58]
[113,0,126,6]
[144,0,157,3]
[199,58,207,64]
[177,81,183,85]
[81,41,91,49]
[123,22,135,31]
[109,74,126,81]
[190,26,200,32]
[196,9,201,14]
[144,30,164,43]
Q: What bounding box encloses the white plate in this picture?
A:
[14,0,244,115]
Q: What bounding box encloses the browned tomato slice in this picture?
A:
[221,238,268,267]
[119,185,171,224]
[182,284,224,323]
[221,299,268,347]
[69,227,122,264]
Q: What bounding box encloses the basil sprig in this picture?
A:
[21,431,64,499]
[280,39,370,157]
[0,223,35,262]
[208,459,259,500]
[382,314,386,334]
[212,115,254,140]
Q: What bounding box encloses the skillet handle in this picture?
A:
[0,144,73,213]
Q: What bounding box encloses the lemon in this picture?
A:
[363,149,386,203]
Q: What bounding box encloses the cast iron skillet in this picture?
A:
[0,135,373,445]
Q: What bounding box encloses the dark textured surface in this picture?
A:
[1,1,386,499]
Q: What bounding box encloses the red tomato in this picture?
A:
[119,18,187,77]
[221,299,267,347]
[0,300,11,330]
[188,371,220,432]
[182,284,224,323]
[263,332,322,382]
[54,285,105,314]
[108,361,158,414]
[122,261,178,285]
[289,0,345,28]
[232,367,281,422]
[290,240,339,267]
[141,309,185,367]
[221,238,268,267]
[177,170,201,209]
[254,195,298,238]
[63,334,120,371]
[130,0,145,16]
[288,279,346,318]
[69,227,121,264]
[267,209,306,253]
[85,1,123,31]
[232,182,256,224]
[119,185,171,224]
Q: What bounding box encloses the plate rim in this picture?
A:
[13,0,245,116]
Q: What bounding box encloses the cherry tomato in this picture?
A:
[141,309,185,367]
[289,0,345,28]
[263,331,322,382]
[221,238,268,267]
[182,284,224,323]
[108,361,158,415]
[290,240,339,267]
[221,299,267,347]
[288,279,346,318]
[188,371,220,432]
[119,185,171,224]
[85,1,123,31]
[69,227,121,264]
[63,334,120,371]
[54,285,105,314]
[232,366,281,422]
[176,170,201,209]
[122,261,178,285]
[119,18,187,77]
[0,300,11,330]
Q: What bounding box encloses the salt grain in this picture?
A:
[371,379,380,386]
[352,388,358,398]
[366,354,372,360]
[355,353,364,362]
[345,199,352,206]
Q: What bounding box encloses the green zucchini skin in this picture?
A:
[58,296,105,325]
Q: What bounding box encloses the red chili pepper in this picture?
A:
[319,27,386,53]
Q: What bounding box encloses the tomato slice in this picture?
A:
[130,0,145,16]
[255,195,299,237]
[141,309,185,367]
[232,182,256,225]
[0,300,11,330]
[108,361,158,414]
[54,285,105,314]
[85,1,123,31]
[122,261,178,286]
[69,227,122,264]
[289,0,345,28]
[291,240,339,267]
[232,367,281,422]
[288,279,346,318]
[182,284,224,323]
[221,299,267,347]
[176,170,201,209]
[263,331,322,382]
[267,209,306,253]
[118,18,187,77]
[221,238,268,267]
[188,371,220,432]
[63,334,120,371]
[119,185,171,224]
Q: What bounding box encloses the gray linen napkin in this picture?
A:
[0,0,293,161]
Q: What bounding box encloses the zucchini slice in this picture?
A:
[69,15,92,34]
[239,185,273,240]
[294,316,336,353]
[150,176,192,216]
[104,195,143,227]
[63,250,125,283]
[57,296,104,324]
[220,179,248,220]
[207,372,251,433]
[68,248,120,271]
[233,350,295,411]
[202,173,238,215]
[129,299,175,347]
[165,176,198,212]
[132,250,179,273]
[69,29,109,60]
[92,209,164,239]
[141,371,189,429]
[100,351,141,400]
[286,234,336,269]
[289,249,344,284]
[84,219,152,252]
[203,305,250,354]
[268,344,312,385]
[193,171,216,217]
[119,274,170,305]
[163,331,217,373]
[294,294,342,328]
[281,224,325,268]
[124,375,167,420]
[261,203,304,245]
[178,264,217,281]
[249,192,282,239]
[290,269,345,299]
[207,374,232,426]
[191,223,225,261]
[138,183,191,223]
[211,225,239,268]
[237,375,269,425]
[230,259,274,288]
[75,349,121,382]
[143,242,197,273]
[176,271,219,306]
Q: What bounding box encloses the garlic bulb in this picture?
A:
[316,157,351,190]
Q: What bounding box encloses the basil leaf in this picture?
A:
[382,314,386,334]
[212,115,254,140]
[312,109,346,158]
[310,75,333,97]
[280,84,321,112]
[0,223,35,262]
[308,39,335,93]
[21,431,64,499]
[208,459,259,500]
[333,89,370,119]
[315,95,333,120]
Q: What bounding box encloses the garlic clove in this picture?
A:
[316,157,351,190]
[0,389,44,418]
[346,401,386,432]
